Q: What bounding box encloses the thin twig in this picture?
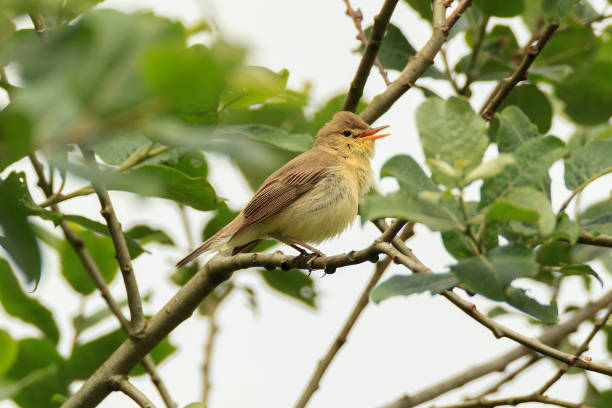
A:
[458,16,488,95]
[480,23,558,120]
[294,223,413,408]
[81,147,146,335]
[111,375,157,408]
[577,231,612,248]
[559,166,612,212]
[178,204,195,250]
[29,153,177,408]
[342,0,398,112]
[440,47,461,93]
[537,302,612,394]
[469,356,541,400]
[429,392,588,408]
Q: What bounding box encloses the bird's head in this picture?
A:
[313,111,390,159]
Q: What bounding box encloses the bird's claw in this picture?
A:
[292,251,325,275]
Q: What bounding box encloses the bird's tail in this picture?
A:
[176,223,234,268]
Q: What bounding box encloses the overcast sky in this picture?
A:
[2,1,612,408]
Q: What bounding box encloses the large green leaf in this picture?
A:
[58,227,118,295]
[536,26,597,69]
[0,329,18,377]
[125,225,174,246]
[451,245,538,301]
[416,97,488,182]
[402,0,432,21]
[506,287,558,324]
[221,66,288,109]
[0,173,41,283]
[0,259,58,343]
[499,84,552,133]
[474,0,525,17]
[371,273,458,303]
[380,155,438,193]
[486,187,556,236]
[564,139,612,190]
[67,328,176,379]
[4,338,68,408]
[496,106,540,153]
[481,136,565,207]
[257,269,317,308]
[0,108,32,171]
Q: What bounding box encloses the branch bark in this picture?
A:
[342,0,398,112]
[111,375,157,408]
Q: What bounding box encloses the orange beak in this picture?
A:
[359,125,390,141]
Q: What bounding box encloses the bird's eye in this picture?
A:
[343,130,352,137]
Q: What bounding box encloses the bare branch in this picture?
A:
[430,392,588,408]
[111,375,157,408]
[342,0,398,112]
[577,231,612,248]
[294,222,413,408]
[469,356,541,400]
[480,23,558,120]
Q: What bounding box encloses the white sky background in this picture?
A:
[2,1,612,407]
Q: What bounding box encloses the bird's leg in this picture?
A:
[231,239,263,255]
[273,235,325,273]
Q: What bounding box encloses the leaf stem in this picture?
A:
[559,166,612,212]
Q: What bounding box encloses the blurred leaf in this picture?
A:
[126,225,174,246]
[551,213,579,244]
[417,97,488,179]
[257,269,317,308]
[474,0,524,17]
[559,264,603,286]
[217,125,312,153]
[184,404,207,408]
[564,139,612,190]
[542,0,580,21]
[170,263,198,286]
[463,154,515,184]
[59,226,118,295]
[371,273,458,303]
[556,60,612,125]
[402,0,432,21]
[0,329,18,377]
[499,84,552,133]
[442,230,478,260]
[487,187,555,235]
[221,66,287,109]
[0,259,58,343]
[529,65,573,83]
[59,0,104,22]
[536,26,598,69]
[582,215,612,236]
[487,306,510,318]
[496,106,540,153]
[381,155,438,193]
[67,328,176,379]
[580,199,612,223]
[506,287,557,323]
[72,293,151,333]
[536,241,572,266]
[0,173,41,283]
[4,338,67,408]
[310,93,367,135]
[480,136,565,207]
[594,390,612,408]
[451,245,538,300]
[93,132,179,167]
[583,380,602,406]
[202,208,240,241]
[360,24,444,78]
[171,151,208,178]
[0,108,32,171]
[141,43,223,125]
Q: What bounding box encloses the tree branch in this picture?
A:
[342,0,398,112]
[469,356,541,400]
[359,0,461,123]
[559,166,612,212]
[111,375,157,408]
[577,231,612,248]
[379,286,612,408]
[294,222,413,408]
[479,23,558,120]
[81,147,146,334]
[429,393,588,408]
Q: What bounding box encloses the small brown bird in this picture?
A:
[176,111,390,267]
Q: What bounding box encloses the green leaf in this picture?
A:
[360,192,463,231]
[126,225,174,246]
[537,26,598,69]
[202,208,240,241]
[0,108,32,171]
[564,139,612,190]
[4,338,68,408]
[542,0,580,21]
[581,215,612,236]
[559,265,603,286]
[556,61,612,125]
[451,245,538,300]
[221,66,288,109]
[67,328,176,379]
[481,136,565,207]
[496,106,540,153]
[595,391,612,408]
[217,124,312,153]
[257,269,317,308]
[59,0,105,22]
[474,0,525,17]
[551,213,579,244]
[499,84,552,133]
[59,227,118,295]
[580,199,612,223]
[171,151,208,179]
[170,263,199,286]
[93,132,179,167]
[536,241,572,266]
[381,155,439,193]
[371,273,458,303]
[402,0,432,21]
[463,154,515,184]
[0,259,59,343]
[0,173,41,284]
[416,97,488,179]
[487,187,556,236]
[505,287,558,323]
[0,329,18,377]
[487,306,510,318]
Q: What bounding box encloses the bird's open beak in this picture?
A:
[359,125,390,141]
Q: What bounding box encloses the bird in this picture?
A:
[176,111,390,268]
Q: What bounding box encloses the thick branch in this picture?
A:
[342,0,399,112]
[479,23,558,120]
[81,147,146,334]
[111,375,157,408]
[294,222,412,408]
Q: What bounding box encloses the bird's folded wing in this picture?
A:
[235,166,331,235]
